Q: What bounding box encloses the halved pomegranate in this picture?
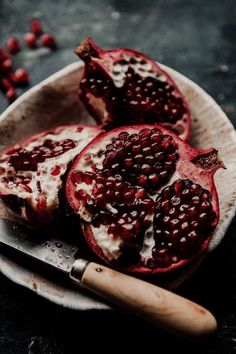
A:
[0,125,102,226]
[66,125,224,274]
[76,38,191,141]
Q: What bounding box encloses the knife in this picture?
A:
[0,217,216,339]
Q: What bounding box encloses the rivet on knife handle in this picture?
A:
[69,260,217,339]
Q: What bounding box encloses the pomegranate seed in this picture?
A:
[0,78,13,91]
[171,196,180,206]
[137,175,148,187]
[30,19,42,35]
[192,196,200,205]
[133,154,143,163]
[7,37,20,54]
[124,191,135,203]
[199,213,208,222]
[173,179,184,195]
[153,248,170,265]
[148,173,159,185]
[141,164,152,174]
[124,158,133,167]
[188,230,198,240]
[40,34,57,49]
[51,165,61,176]
[169,219,180,229]
[172,229,180,238]
[14,68,29,86]
[2,59,12,72]
[161,200,171,213]
[23,185,32,193]
[24,32,37,48]
[118,132,129,140]
[181,222,189,232]
[6,88,16,103]
[179,237,188,247]
[151,133,162,143]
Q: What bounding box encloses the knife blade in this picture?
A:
[0,217,217,339]
[0,217,78,274]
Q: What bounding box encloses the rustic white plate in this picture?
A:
[0,62,236,310]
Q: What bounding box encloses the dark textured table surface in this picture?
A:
[1,0,236,353]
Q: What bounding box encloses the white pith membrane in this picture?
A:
[0,125,102,222]
[102,53,162,88]
[68,125,221,269]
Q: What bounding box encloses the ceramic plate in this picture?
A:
[0,62,236,310]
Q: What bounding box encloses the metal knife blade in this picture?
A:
[0,217,79,274]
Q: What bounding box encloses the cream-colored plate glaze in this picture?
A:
[0,62,236,310]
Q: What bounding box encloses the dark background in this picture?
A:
[0,0,236,353]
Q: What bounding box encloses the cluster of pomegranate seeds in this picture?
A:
[7,138,76,172]
[24,19,57,49]
[82,64,186,125]
[0,19,57,103]
[71,169,155,265]
[151,179,217,268]
[102,128,179,190]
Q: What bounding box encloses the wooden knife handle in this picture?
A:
[70,260,217,339]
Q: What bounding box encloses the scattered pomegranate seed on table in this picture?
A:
[0,18,57,104]
[40,34,57,49]
[5,88,16,102]
[13,68,29,86]
[0,78,13,91]
[30,19,42,35]
[2,59,13,72]
[6,37,20,54]
[24,33,37,48]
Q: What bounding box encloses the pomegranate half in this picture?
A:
[76,38,191,141]
[0,124,102,226]
[66,125,224,274]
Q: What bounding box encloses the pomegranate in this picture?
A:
[66,125,223,274]
[0,125,102,226]
[76,38,191,140]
